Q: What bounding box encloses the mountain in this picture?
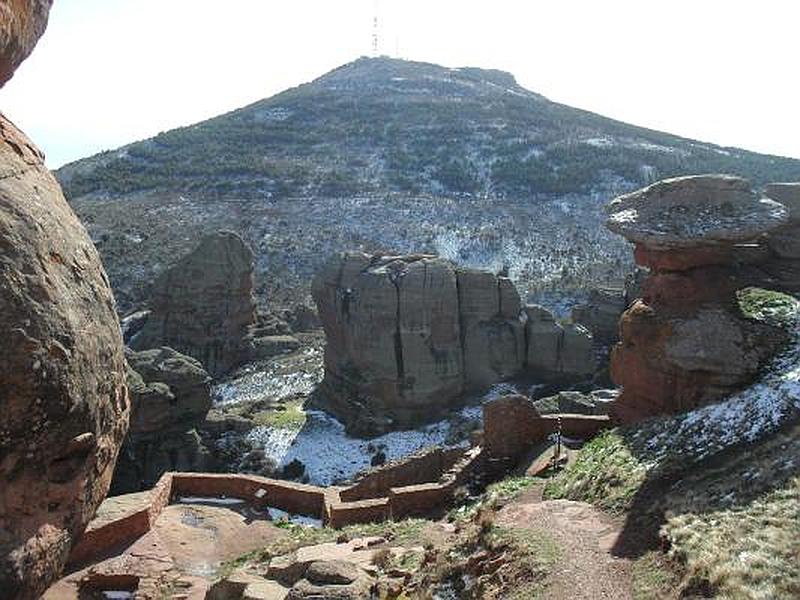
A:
[58,56,800,201]
[55,57,800,313]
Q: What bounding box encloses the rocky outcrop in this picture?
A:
[607,175,791,423]
[571,287,627,344]
[131,231,258,377]
[0,0,52,87]
[0,6,130,595]
[524,305,596,381]
[532,389,618,416]
[111,348,212,494]
[312,253,468,434]
[762,182,800,294]
[312,252,595,435]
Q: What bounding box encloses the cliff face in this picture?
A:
[606,175,792,423]
[312,252,595,435]
[0,4,130,597]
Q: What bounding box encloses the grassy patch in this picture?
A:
[659,423,800,599]
[737,287,799,326]
[449,476,539,523]
[631,551,680,600]
[543,430,648,513]
[417,518,560,600]
[251,398,307,429]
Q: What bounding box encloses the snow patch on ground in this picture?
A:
[246,409,472,486]
[213,347,323,406]
[266,506,323,528]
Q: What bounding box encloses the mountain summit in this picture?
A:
[56,56,800,202]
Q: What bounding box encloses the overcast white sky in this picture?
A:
[2,0,799,168]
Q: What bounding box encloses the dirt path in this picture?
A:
[496,484,634,600]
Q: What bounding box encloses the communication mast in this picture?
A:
[371,3,379,56]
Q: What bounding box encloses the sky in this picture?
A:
[2,0,799,169]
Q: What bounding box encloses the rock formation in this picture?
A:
[312,252,595,435]
[0,0,52,87]
[571,287,627,344]
[111,348,213,494]
[525,305,596,381]
[607,175,790,423]
[0,4,130,596]
[762,182,800,294]
[131,231,258,377]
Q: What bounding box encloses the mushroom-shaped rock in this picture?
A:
[606,175,793,425]
[606,175,787,271]
[764,183,800,260]
[606,175,787,248]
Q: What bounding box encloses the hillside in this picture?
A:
[58,56,800,201]
[56,57,800,313]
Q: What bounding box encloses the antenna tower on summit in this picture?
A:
[371,7,379,56]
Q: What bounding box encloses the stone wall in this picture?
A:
[482,395,610,468]
[339,447,464,502]
[67,446,485,566]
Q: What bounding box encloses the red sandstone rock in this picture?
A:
[606,176,793,424]
[1,7,130,595]
[0,0,52,88]
[0,114,130,598]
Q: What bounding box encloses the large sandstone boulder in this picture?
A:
[131,231,258,377]
[312,253,467,434]
[571,287,627,344]
[606,174,787,250]
[1,7,130,596]
[0,0,52,87]
[606,175,791,423]
[457,268,526,387]
[111,347,212,493]
[313,252,597,434]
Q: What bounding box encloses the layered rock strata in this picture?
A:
[0,4,130,596]
[131,231,258,377]
[110,348,213,494]
[607,175,790,423]
[312,252,595,434]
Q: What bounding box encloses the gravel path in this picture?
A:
[497,486,633,599]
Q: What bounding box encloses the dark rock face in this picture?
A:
[524,305,596,381]
[131,231,258,377]
[762,183,800,294]
[312,252,595,435]
[111,348,212,494]
[571,288,627,344]
[0,118,129,597]
[0,0,52,87]
[607,175,790,423]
